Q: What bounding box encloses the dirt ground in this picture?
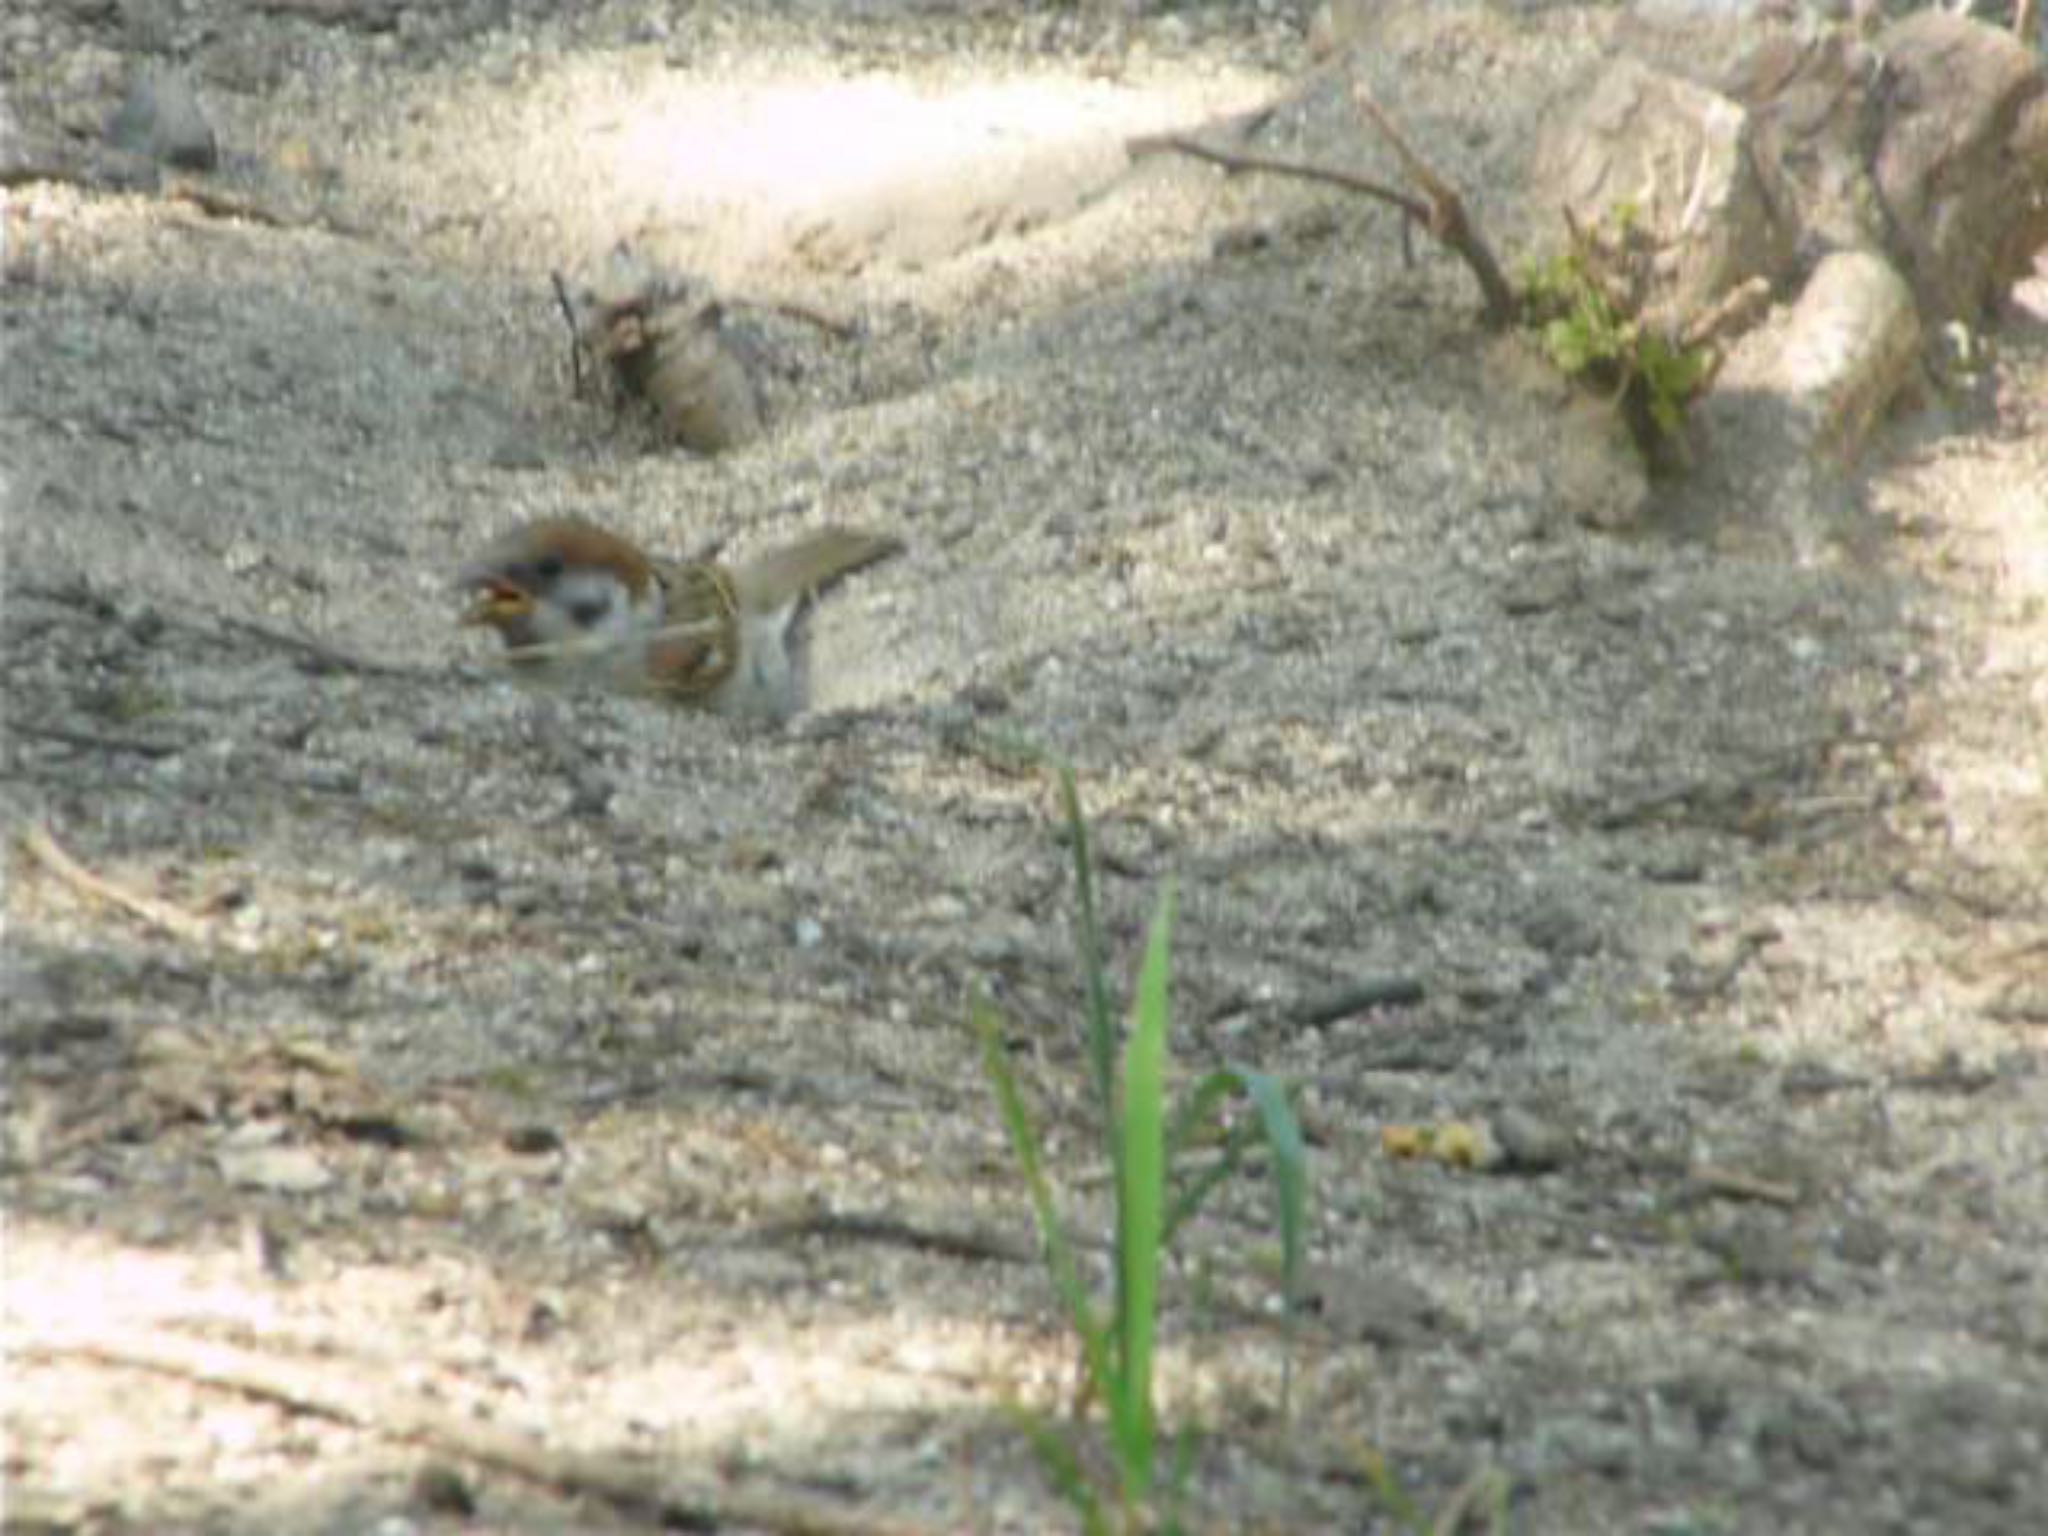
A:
[5,1,2047,1532]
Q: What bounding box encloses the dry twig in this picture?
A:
[1127,133,1431,228]
[744,296,861,341]
[10,723,182,759]
[755,1210,1031,1265]
[1349,84,1517,326]
[549,269,587,395]
[1689,1164,1802,1208]
[17,1327,943,1536]
[19,823,223,948]
[1680,274,1774,352]
[1129,85,1519,328]
[210,610,413,677]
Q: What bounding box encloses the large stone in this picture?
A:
[106,64,218,172]
[1617,4,2048,325]
[1873,11,2048,325]
[1684,248,1920,533]
[1530,58,1796,331]
[1710,248,1921,461]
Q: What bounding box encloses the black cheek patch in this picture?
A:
[568,594,614,629]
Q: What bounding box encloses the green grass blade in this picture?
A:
[1157,1067,1307,1302]
[1229,1067,1308,1302]
[1011,1408,1113,1536]
[1232,1065,1308,1415]
[1052,762,1119,1134]
[973,993,1118,1402]
[1112,886,1174,1504]
[1160,1122,1258,1250]
[1163,1070,1238,1163]
[1160,1420,1202,1536]
[1355,1441,1427,1533]
[1160,1070,1257,1248]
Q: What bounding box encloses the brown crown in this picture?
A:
[479,517,660,599]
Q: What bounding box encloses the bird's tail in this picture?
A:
[732,528,902,615]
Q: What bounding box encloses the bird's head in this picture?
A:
[457,518,667,680]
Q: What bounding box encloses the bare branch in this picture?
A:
[739,296,862,341]
[1128,85,1521,330]
[549,269,586,395]
[1127,132,1431,226]
[1351,84,1519,327]
[18,1327,947,1536]
[19,824,226,948]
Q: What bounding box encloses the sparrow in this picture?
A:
[458,517,900,717]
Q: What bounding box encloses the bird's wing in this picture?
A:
[642,560,742,701]
[729,529,902,616]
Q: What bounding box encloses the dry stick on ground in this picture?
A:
[741,295,862,341]
[210,610,417,678]
[18,577,413,681]
[1128,85,1518,329]
[548,270,587,394]
[1348,84,1518,328]
[11,723,183,760]
[754,1209,1032,1265]
[1688,1163,1802,1208]
[20,823,224,948]
[16,1328,943,1536]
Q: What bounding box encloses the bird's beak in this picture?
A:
[462,578,535,627]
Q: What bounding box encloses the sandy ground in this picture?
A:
[5,2,2047,1532]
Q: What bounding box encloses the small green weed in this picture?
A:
[1518,203,1712,467]
[974,760,1308,1533]
[1356,1442,1514,1535]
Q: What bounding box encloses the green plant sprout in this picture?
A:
[1518,202,1713,465]
[974,757,1308,1533]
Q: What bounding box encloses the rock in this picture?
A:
[1618,5,1894,271]
[217,1144,333,1194]
[1990,979,2048,1025]
[1695,1215,1815,1287]
[410,1462,476,1517]
[1616,1,1859,93]
[1531,56,1795,331]
[1535,1414,1640,1477]
[1519,900,1600,959]
[1543,7,2045,531]
[1710,249,1922,461]
[1551,393,1652,530]
[1639,845,1705,883]
[1680,247,1919,529]
[1873,11,2048,326]
[1497,557,1583,617]
[1493,1106,1572,1173]
[118,0,179,52]
[51,46,128,139]
[106,64,218,172]
[1300,1262,1446,1346]
[1616,5,2048,326]
[505,1124,564,1155]
[1292,975,1426,1026]
[1757,1391,1857,1471]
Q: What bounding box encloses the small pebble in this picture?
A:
[1493,1107,1571,1173]
[107,64,217,170]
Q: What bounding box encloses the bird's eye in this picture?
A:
[534,552,565,581]
[568,593,613,628]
